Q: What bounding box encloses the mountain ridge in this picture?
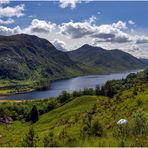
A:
[0,34,83,80]
[68,44,145,74]
[0,34,146,81]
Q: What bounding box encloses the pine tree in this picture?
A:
[30,105,39,123]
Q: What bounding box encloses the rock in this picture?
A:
[117,119,128,125]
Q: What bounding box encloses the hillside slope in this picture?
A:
[0,34,82,80]
[68,44,145,74]
[0,92,147,146]
[0,70,148,147]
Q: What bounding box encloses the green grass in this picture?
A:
[0,80,36,95]
[0,88,148,146]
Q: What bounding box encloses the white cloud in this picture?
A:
[88,15,97,24]
[0,0,9,5]
[0,25,21,35]
[0,16,147,58]
[0,4,25,18]
[128,20,135,25]
[134,35,148,44]
[59,0,82,9]
[112,20,127,30]
[52,39,66,51]
[24,19,56,34]
[0,18,14,24]
[59,19,131,43]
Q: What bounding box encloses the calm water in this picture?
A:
[3,69,143,100]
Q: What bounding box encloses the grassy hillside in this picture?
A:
[0,35,146,95]
[0,34,84,94]
[0,70,148,147]
[68,44,145,74]
[0,34,82,81]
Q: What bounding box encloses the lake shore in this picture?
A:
[2,69,144,101]
[0,99,23,103]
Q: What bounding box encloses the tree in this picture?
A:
[22,126,39,147]
[30,105,39,123]
[144,69,148,82]
[58,91,70,104]
[95,85,101,96]
[36,79,50,91]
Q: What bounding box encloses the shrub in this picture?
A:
[22,126,39,147]
[136,99,143,106]
[91,119,104,137]
[131,111,148,136]
[43,132,57,147]
[57,91,71,104]
[81,113,104,137]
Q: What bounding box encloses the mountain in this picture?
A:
[0,35,145,82]
[68,44,145,74]
[140,58,148,65]
[0,34,82,80]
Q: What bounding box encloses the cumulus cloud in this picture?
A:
[52,39,66,51]
[60,20,94,38]
[59,0,82,9]
[0,16,147,58]
[128,20,135,25]
[59,19,131,43]
[0,0,9,5]
[112,20,127,30]
[0,4,25,18]
[134,35,148,44]
[0,25,21,35]
[24,19,56,34]
[0,18,14,24]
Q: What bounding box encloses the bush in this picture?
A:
[131,111,148,136]
[57,91,71,104]
[22,126,39,147]
[43,132,57,147]
[91,119,104,137]
[81,113,104,137]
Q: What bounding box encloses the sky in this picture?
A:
[0,0,148,58]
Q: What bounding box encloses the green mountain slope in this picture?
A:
[0,92,147,146]
[0,34,82,80]
[0,70,148,147]
[68,44,145,74]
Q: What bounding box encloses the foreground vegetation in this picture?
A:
[0,69,148,147]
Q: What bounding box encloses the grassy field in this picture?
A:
[0,69,148,147]
[0,88,147,146]
[0,80,36,95]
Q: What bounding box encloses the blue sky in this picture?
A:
[0,0,148,58]
[8,1,148,27]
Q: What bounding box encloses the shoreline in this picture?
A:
[0,68,145,100]
[0,99,23,103]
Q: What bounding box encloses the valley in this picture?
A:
[0,34,146,96]
[0,69,148,147]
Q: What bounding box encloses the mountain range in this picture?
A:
[68,44,145,74]
[0,34,146,81]
[0,34,82,80]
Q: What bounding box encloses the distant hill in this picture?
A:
[0,34,82,80]
[140,58,148,65]
[0,35,145,81]
[68,44,145,74]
